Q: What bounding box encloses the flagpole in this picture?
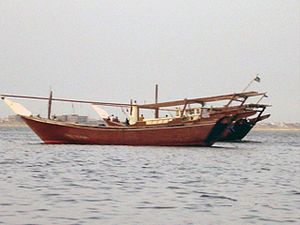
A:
[242,74,260,92]
[242,79,255,92]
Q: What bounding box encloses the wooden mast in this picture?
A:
[47,89,53,119]
[180,99,188,117]
[155,84,159,118]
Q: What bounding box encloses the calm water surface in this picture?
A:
[0,127,299,225]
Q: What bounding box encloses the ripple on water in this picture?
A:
[200,194,238,202]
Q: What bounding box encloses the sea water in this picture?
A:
[0,127,299,225]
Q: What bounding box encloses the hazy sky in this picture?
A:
[0,0,299,122]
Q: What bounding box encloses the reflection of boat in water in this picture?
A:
[1,89,270,146]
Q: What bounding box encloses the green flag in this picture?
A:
[254,75,261,82]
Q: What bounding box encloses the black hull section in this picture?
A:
[220,114,270,141]
[205,116,234,145]
[221,119,254,141]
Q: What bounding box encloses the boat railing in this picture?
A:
[144,117,174,125]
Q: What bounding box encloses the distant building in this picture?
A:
[255,122,300,130]
[55,114,88,123]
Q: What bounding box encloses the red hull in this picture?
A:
[21,116,232,146]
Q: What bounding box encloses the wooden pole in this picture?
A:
[180,99,188,117]
[155,84,159,118]
[256,94,267,104]
[47,90,53,119]
[130,99,133,115]
[0,94,131,107]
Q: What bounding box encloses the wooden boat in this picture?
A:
[1,93,238,146]
[1,90,270,146]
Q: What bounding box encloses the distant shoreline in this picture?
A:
[0,123,27,128]
[253,128,300,131]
